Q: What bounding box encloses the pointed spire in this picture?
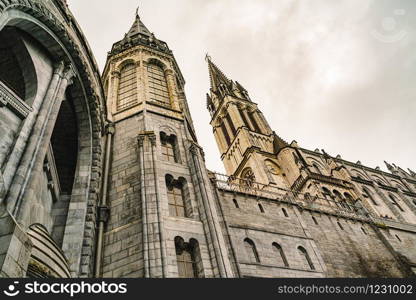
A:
[126,5,152,38]
[206,54,231,93]
[384,161,396,173]
[273,131,289,152]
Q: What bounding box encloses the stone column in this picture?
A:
[111,71,120,114]
[229,103,245,130]
[138,134,150,277]
[253,111,270,134]
[189,143,234,278]
[242,108,255,132]
[149,134,168,277]
[14,64,75,226]
[165,69,180,111]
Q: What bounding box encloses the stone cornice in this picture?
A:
[0,81,32,119]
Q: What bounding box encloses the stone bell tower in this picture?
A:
[99,11,233,278]
[206,57,288,188]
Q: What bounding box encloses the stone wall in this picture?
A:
[216,189,410,277]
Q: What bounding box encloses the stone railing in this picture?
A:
[212,172,371,222]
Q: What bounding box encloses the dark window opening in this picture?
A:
[175,237,201,278]
[220,121,231,146]
[226,113,237,136]
[272,242,289,267]
[233,199,239,209]
[298,246,315,270]
[166,176,188,218]
[160,132,179,163]
[244,238,260,263]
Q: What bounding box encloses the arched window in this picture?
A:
[175,237,200,278]
[333,190,343,201]
[312,216,318,225]
[225,113,236,136]
[312,163,323,175]
[298,246,315,270]
[363,187,378,206]
[343,193,355,211]
[117,63,138,110]
[147,62,170,105]
[333,190,347,209]
[0,28,27,100]
[220,120,231,146]
[344,193,354,205]
[258,203,265,213]
[389,194,404,212]
[238,106,250,129]
[244,238,260,263]
[322,187,332,200]
[233,199,239,209]
[248,110,261,133]
[166,176,188,217]
[160,132,178,163]
[272,243,289,267]
[282,208,289,218]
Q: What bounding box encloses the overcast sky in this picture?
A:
[69,0,415,174]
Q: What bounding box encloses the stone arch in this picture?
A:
[391,180,407,192]
[350,168,369,180]
[115,58,137,72]
[0,3,105,277]
[159,124,177,136]
[372,175,388,185]
[147,57,168,70]
[306,157,326,174]
[0,26,37,104]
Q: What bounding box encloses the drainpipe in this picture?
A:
[94,123,114,277]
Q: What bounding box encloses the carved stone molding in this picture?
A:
[0,81,33,119]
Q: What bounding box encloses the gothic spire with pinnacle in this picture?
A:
[205,55,251,102]
[126,5,152,38]
[206,54,231,93]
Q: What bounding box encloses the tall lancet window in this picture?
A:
[117,63,138,110]
[147,63,170,105]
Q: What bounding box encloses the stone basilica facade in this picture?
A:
[0,1,415,278]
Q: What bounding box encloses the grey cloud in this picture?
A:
[70,0,416,173]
